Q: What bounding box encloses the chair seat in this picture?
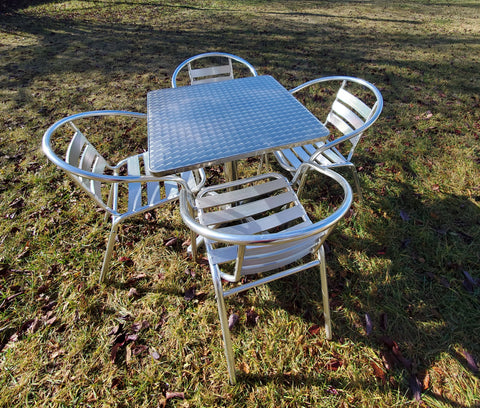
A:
[277,142,347,170]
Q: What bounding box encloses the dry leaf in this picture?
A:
[238,361,250,374]
[164,237,178,247]
[408,374,422,402]
[308,324,321,336]
[365,313,373,335]
[462,350,479,373]
[184,287,196,301]
[371,361,386,385]
[246,308,259,326]
[228,313,239,330]
[165,391,185,400]
[128,288,140,299]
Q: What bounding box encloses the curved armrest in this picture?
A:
[42,110,190,187]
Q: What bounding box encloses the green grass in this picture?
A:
[1,1,479,407]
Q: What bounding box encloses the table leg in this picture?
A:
[224,161,237,182]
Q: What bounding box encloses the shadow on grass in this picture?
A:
[2,2,479,405]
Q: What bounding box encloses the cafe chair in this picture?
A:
[171,51,258,88]
[179,164,353,383]
[42,110,206,283]
[274,76,383,200]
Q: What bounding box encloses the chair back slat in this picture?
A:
[329,100,365,131]
[336,87,372,119]
[65,129,108,206]
[126,155,143,212]
[189,63,234,85]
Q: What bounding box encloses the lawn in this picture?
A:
[1,1,479,407]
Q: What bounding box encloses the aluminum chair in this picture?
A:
[42,110,206,283]
[171,52,258,88]
[179,164,353,383]
[274,76,383,200]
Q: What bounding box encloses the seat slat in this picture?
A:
[196,178,288,209]
[216,205,310,236]
[200,191,297,226]
[278,148,303,169]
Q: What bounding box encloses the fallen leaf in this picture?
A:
[371,361,386,385]
[118,256,134,266]
[246,308,259,326]
[150,350,160,360]
[110,342,122,363]
[108,324,123,336]
[127,288,140,298]
[184,287,196,301]
[125,343,132,365]
[165,391,185,400]
[131,320,149,332]
[400,210,410,221]
[325,357,342,371]
[308,324,321,336]
[238,361,250,374]
[462,350,479,373]
[228,313,239,330]
[365,313,373,335]
[164,237,178,247]
[408,374,422,402]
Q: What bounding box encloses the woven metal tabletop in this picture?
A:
[147,75,329,176]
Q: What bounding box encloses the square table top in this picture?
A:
[147,75,329,176]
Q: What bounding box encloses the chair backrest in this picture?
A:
[42,110,183,216]
[291,76,383,161]
[171,52,258,87]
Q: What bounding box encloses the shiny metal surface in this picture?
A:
[147,75,329,176]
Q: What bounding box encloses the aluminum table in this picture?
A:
[147,75,329,178]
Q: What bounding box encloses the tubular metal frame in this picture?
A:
[171,52,258,88]
[42,110,205,282]
[274,76,384,200]
[179,164,353,383]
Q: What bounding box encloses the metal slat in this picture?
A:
[200,191,297,226]
[337,88,371,119]
[196,178,287,209]
[127,156,143,212]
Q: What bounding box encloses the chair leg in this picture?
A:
[212,267,236,384]
[319,246,332,340]
[99,221,119,284]
[350,166,363,201]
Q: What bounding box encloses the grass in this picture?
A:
[1,0,480,406]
